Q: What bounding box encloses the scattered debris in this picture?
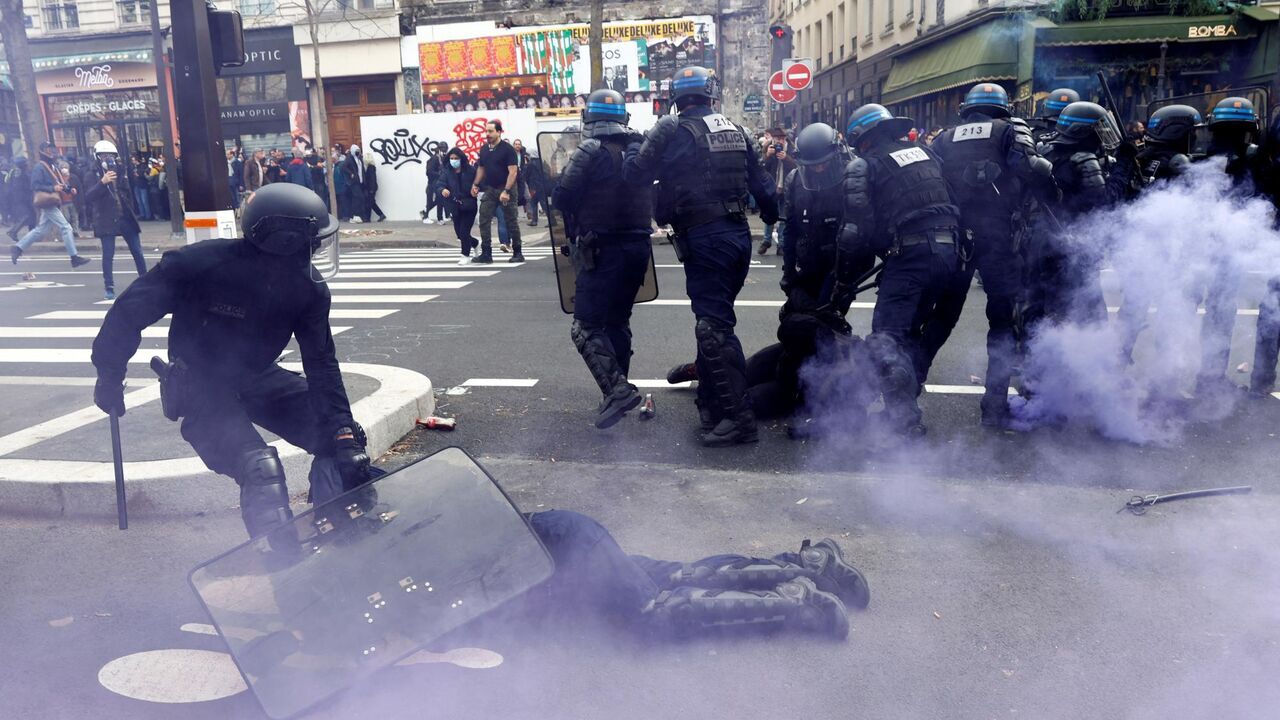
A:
[795,497,808,505]
[416,416,456,431]
[21,272,36,281]
[933,611,943,620]
[1236,362,1250,374]
[48,616,74,628]
[1002,669,1015,678]
[93,612,112,618]
[968,374,982,385]
[1121,485,1253,515]
[639,394,655,420]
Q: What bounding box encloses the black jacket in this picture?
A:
[83,165,141,238]
[363,164,378,194]
[91,238,354,432]
[441,165,477,213]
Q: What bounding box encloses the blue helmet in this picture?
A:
[1208,96,1259,132]
[1040,88,1080,119]
[581,89,630,138]
[1145,104,1202,146]
[671,66,719,108]
[846,103,914,145]
[1055,101,1122,151]
[960,83,1010,119]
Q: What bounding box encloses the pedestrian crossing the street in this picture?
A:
[0,247,552,378]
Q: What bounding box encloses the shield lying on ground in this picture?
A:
[537,130,660,314]
[189,446,554,719]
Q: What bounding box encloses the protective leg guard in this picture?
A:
[669,539,870,610]
[866,332,925,436]
[644,577,848,640]
[694,317,757,447]
[571,319,641,428]
[236,447,297,554]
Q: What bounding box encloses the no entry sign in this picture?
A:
[782,58,814,91]
[769,71,796,104]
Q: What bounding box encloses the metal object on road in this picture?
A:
[537,130,659,315]
[1120,485,1253,515]
[416,416,456,431]
[110,412,127,530]
[189,447,554,720]
[639,393,655,420]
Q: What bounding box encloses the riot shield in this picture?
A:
[1146,86,1270,157]
[537,130,660,315]
[188,447,554,720]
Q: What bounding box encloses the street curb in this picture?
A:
[0,362,434,518]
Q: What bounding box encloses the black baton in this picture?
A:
[110,412,128,530]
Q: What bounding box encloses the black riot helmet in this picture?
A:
[1208,96,1260,133]
[671,66,719,110]
[581,89,630,138]
[1144,104,1202,149]
[960,83,1010,119]
[1055,101,1122,151]
[241,183,341,281]
[793,122,846,191]
[1040,88,1080,119]
[846,103,914,147]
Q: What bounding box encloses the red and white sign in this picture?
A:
[768,71,796,104]
[782,58,814,91]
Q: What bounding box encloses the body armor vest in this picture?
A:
[1137,145,1190,183]
[788,178,842,285]
[865,140,958,237]
[934,118,1022,237]
[577,138,654,234]
[670,115,749,225]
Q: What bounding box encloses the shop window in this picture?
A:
[365,84,396,105]
[330,86,360,106]
[41,1,78,30]
[233,74,287,104]
[336,0,392,9]
[239,0,276,16]
[216,78,236,107]
[116,0,150,26]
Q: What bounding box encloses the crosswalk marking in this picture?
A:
[0,326,351,338]
[339,263,521,270]
[327,281,470,290]
[327,295,438,304]
[461,378,539,387]
[337,271,500,279]
[30,309,395,321]
[0,348,179,364]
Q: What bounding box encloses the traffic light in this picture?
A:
[769,25,789,40]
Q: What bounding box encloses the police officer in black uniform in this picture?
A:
[1116,104,1202,362]
[1026,100,1132,329]
[624,66,779,447]
[1032,88,1081,147]
[1251,113,1280,396]
[91,183,371,543]
[923,83,1055,428]
[552,89,653,429]
[837,104,962,435]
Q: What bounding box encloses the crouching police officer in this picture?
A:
[91,183,372,543]
[838,104,963,436]
[624,66,779,446]
[552,89,654,428]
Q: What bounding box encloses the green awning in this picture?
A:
[1037,14,1256,47]
[1242,14,1280,85]
[882,20,1022,105]
[30,49,153,71]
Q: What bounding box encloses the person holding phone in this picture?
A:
[84,141,146,300]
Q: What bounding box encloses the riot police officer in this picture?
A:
[1032,88,1081,147]
[1116,104,1202,362]
[91,183,372,544]
[552,89,653,428]
[1251,113,1280,396]
[1206,96,1260,182]
[624,66,779,447]
[836,104,962,436]
[924,83,1055,428]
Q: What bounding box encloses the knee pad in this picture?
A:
[694,317,730,354]
[240,446,285,488]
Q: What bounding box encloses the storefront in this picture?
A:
[295,15,405,150]
[217,27,310,153]
[0,68,22,157]
[36,49,162,161]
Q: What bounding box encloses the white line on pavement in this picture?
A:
[30,309,393,320]
[326,294,438,303]
[654,264,776,269]
[639,299,878,309]
[922,385,1016,395]
[633,379,692,388]
[462,378,539,387]
[327,281,471,290]
[1103,306,1260,316]
[0,383,160,456]
[0,376,156,386]
[0,348,287,364]
[338,263,520,269]
[337,271,501,278]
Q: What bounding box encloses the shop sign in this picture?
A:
[45,89,159,124]
[1187,24,1237,39]
[36,62,156,94]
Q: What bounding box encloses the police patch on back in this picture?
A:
[708,130,747,153]
[888,147,929,167]
[953,122,993,142]
[701,113,736,133]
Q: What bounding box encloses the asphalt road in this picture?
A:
[3,222,1279,719]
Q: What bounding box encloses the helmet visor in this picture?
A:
[1095,115,1122,151]
[798,158,842,192]
[309,220,340,283]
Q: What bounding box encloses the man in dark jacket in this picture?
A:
[285,149,311,188]
[422,149,447,224]
[85,140,146,300]
[6,157,34,240]
[11,141,89,268]
[362,158,386,222]
[341,145,367,223]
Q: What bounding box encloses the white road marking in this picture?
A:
[0,348,184,364]
[327,281,471,290]
[179,623,218,636]
[98,649,246,703]
[1104,306,1260,316]
[339,263,519,269]
[633,379,692,388]
[0,383,160,456]
[639,299,878,309]
[0,376,155,387]
[337,270,500,278]
[655,264,776,269]
[462,378,539,387]
[0,326,352,338]
[327,294,438,303]
[923,384,1016,395]
[30,309,391,320]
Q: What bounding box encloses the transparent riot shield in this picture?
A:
[188,447,554,719]
[536,130,659,315]
[1146,86,1270,157]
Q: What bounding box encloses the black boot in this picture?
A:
[644,577,848,639]
[866,332,926,437]
[510,241,525,263]
[572,320,640,428]
[694,318,757,447]
[666,362,698,384]
[10,245,20,265]
[979,392,1010,429]
[70,255,91,269]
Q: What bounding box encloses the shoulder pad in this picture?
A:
[650,114,680,135]
[1167,153,1192,174]
[1007,117,1030,130]
[784,167,799,193]
[577,138,603,155]
[1069,151,1100,166]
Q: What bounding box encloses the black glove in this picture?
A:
[830,282,856,315]
[760,201,780,226]
[333,426,370,489]
[94,376,126,417]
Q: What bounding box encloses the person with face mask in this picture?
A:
[440,147,479,264]
[10,141,90,268]
[83,140,146,300]
[91,183,373,546]
[341,144,367,224]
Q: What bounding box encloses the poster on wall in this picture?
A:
[360,109,539,221]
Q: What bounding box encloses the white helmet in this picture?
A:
[94,140,118,155]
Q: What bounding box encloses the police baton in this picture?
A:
[109,410,128,530]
